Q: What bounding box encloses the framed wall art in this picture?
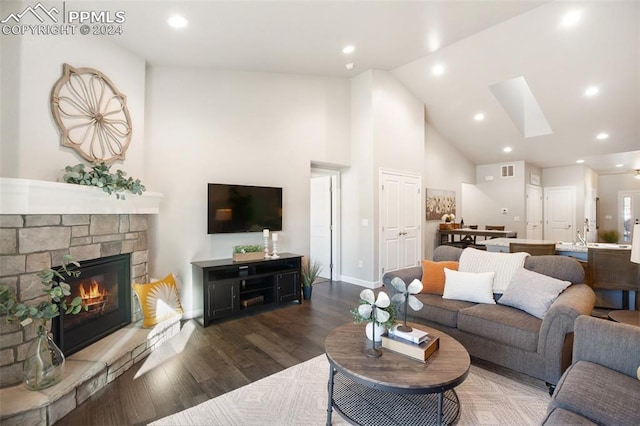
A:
[426,188,456,221]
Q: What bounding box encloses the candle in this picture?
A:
[272,233,278,242]
[263,229,269,237]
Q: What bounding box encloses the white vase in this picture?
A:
[365,322,385,342]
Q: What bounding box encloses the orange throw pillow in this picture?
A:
[421,260,459,295]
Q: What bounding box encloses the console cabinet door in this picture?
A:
[208,279,239,319]
[276,271,300,303]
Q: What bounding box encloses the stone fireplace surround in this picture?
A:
[0,178,176,425]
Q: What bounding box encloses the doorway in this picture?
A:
[619,190,640,243]
[310,169,339,280]
[379,169,422,280]
[526,184,543,239]
[544,186,576,242]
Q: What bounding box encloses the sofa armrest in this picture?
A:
[573,315,640,378]
[382,266,422,299]
[538,284,596,383]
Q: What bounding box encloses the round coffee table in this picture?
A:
[608,310,640,326]
[325,322,470,426]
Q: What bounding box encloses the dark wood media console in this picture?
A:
[191,253,302,326]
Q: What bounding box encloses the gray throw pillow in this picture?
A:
[498,267,570,319]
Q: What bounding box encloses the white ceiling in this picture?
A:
[105,0,640,175]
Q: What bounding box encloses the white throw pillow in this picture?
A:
[442,268,496,304]
[458,247,529,294]
[498,268,570,319]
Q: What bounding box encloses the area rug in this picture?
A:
[151,355,550,425]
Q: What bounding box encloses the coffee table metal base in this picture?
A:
[327,369,460,426]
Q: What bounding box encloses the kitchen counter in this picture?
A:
[478,238,632,261]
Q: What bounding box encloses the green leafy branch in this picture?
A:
[0,255,87,325]
[62,162,146,200]
[350,300,396,329]
[233,245,263,253]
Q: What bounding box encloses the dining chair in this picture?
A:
[509,242,557,256]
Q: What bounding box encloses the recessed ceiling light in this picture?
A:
[616,164,624,168]
[345,63,354,70]
[576,159,585,164]
[503,147,512,153]
[342,45,355,55]
[432,64,445,76]
[474,113,485,122]
[584,86,599,97]
[596,132,609,140]
[561,10,582,27]
[167,15,188,29]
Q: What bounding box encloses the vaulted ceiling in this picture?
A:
[108,0,640,175]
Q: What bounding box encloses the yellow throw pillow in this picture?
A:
[133,273,183,328]
[421,260,459,295]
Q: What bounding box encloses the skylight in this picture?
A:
[489,76,553,138]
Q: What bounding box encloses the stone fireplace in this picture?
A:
[0,177,176,425]
[52,253,132,356]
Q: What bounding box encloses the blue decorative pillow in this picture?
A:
[498,268,570,319]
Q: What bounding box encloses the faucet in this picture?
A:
[577,219,590,246]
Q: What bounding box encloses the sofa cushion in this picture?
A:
[551,361,640,426]
[413,293,476,328]
[442,268,495,304]
[457,304,541,352]
[458,247,529,293]
[421,260,459,295]
[498,268,570,319]
[542,407,597,425]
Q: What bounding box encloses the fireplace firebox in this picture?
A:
[53,254,131,356]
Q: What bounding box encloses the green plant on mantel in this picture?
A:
[599,230,620,243]
[0,255,86,325]
[62,162,146,199]
[233,245,263,254]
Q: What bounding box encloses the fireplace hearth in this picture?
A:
[53,254,131,356]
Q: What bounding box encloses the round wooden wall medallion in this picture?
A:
[50,63,132,164]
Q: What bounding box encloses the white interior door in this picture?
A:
[380,171,421,279]
[619,190,640,243]
[310,172,338,280]
[544,186,576,242]
[526,184,543,239]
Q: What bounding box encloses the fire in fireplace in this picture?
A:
[53,254,131,356]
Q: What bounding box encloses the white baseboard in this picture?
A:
[338,275,382,289]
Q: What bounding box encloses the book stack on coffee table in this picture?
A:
[381,325,439,362]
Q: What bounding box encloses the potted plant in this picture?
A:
[599,230,620,243]
[232,245,264,262]
[0,255,86,390]
[301,259,322,300]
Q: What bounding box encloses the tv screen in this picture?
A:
[208,184,283,234]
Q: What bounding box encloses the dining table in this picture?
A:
[438,228,517,247]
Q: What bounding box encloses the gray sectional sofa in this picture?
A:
[543,315,640,425]
[382,245,596,388]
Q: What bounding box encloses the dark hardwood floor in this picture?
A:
[59,280,361,425]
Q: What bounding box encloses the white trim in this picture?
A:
[339,274,379,289]
[0,177,163,215]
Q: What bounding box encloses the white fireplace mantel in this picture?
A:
[0,177,163,215]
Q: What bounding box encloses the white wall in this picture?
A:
[0,34,146,181]
[145,66,350,315]
[341,70,425,286]
[423,124,475,259]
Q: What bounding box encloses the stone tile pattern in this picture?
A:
[0,319,181,426]
[0,214,150,389]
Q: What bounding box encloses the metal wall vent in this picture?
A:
[501,164,515,178]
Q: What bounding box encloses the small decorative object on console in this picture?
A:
[232,245,264,262]
[263,229,270,259]
[390,277,424,332]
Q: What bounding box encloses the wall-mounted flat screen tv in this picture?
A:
[208,183,283,234]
